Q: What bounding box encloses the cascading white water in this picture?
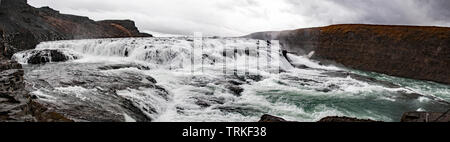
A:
[13,37,450,122]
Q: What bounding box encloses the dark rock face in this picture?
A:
[0,0,152,59]
[0,60,28,121]
[258,114,379,122]
[98,64,150,70]
[401,111,450,122]
[26,49,74,64]
[226,85,244,96]
[258,114,288,122]
[0,59,71,122]
[245,24,450,85]
[318,116,379,122]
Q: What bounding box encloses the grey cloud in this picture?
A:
[29,0,450,36]
[419,0,450,22]
[285,0,450,26]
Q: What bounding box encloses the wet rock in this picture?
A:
[318,116,379,122]
[226,85,244,96]
[284,75,321,84]
[24,63,169,122]
[315,84,340,93]
[228,80,244,86]
[119,99,152,122]
[146,76,158,84]
[230,74,263,83]
[293,64,310,69]
[27,100,74,122]
[328,84,340,90]
[193,97,226,108]
[27,49,73,64]
[98,64,150,70]
[396,91,423,100]
[258,114,381,122]
[258,114,289,122]
[316,88,332,93]
[401,111,450,122]
[195,100,212,108]
[153,85,170,100]
[0,60,22,70]
[247,75,263,82]
[1,59,71,122]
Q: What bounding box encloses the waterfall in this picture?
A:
[14,37,291,75]
[12,37,450,122]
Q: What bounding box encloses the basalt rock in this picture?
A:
[401,111,450,122]
[226,85,244,96]
[318,116,379,122]
[0,0,152,59]
[98,64,151,71]
[245,24,450,85]
[26,49,74,64]
[258,114,380,122]
[0,59,71,122]
[258,114,289,122]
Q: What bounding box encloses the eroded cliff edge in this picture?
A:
[244,24,450,85]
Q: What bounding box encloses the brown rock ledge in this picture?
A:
[245,24,450,85]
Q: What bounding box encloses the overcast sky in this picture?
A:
[29,0,450,36]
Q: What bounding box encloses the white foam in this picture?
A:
[15,37,449,122]
[123,113,137,122]
[55,86,92,101]
[286,53,341,71]
[418,97,431,103]
[417,108,426,112]
[31,90,57,102]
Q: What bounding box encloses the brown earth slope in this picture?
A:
[245,24,450,85]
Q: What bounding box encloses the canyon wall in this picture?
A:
[245,24,450,85]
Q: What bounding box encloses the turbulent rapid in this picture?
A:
[12,37,450,122]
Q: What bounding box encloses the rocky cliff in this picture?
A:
[0,0,151,122]
[0,0,152,59]
[244,24,450,85]
[0,60,72,122]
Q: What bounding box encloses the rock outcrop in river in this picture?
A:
[244,24,450,85]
